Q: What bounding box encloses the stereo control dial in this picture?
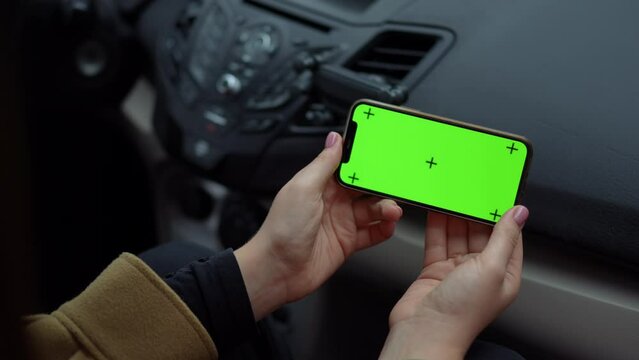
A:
[236,25,279,65]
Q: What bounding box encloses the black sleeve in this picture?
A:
[163,248,259,354]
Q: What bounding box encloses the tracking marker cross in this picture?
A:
[364,108,375,119]
[425,157,437,169]
[490,209,502,221]
[348,172,359,184]
[507,142,519,154]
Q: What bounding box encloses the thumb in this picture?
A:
[482,205,528,268]
[296,132,343,191]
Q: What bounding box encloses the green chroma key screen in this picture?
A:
[338,102,530,224]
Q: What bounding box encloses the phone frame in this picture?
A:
[336,99,533,225]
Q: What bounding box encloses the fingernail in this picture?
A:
[396,205,403,216]
[324,131,338,148]
[512,205,529,227]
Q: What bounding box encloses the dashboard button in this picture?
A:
[303,103,335,126]
[229,62,243,72]
[203,109,228,127]
[183,136,222,169]
[269,90,292,107]
[241,118,276,133]
[293,70,313,92]
[243,68,255,78]
[216,73,242,95]
[245,90,291,110]
[236,25,280,65]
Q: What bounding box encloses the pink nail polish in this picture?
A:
[325,132,338,148]
[512,206,529,227]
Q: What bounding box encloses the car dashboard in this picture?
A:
[24,0,639,358]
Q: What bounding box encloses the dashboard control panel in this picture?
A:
[149,0,452,191]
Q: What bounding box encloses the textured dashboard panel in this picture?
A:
[388,0,639,264]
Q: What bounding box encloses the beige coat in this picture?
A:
[23,253,218,359]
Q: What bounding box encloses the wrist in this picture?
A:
[380,318,469,360]
[234,234,288,321]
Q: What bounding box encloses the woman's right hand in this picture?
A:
[379,206,529,360]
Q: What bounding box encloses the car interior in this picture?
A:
[9,0,639,359]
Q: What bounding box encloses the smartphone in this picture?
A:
[337,99,532,225]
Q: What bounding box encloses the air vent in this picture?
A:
[346,31,439,82]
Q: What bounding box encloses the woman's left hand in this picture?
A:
[235,132,403,320]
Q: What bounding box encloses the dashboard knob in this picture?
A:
[237,27,279,65]
[251,32,274,53]
[216,73,242,95]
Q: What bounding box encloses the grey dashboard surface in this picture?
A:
[389,0,639,264]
